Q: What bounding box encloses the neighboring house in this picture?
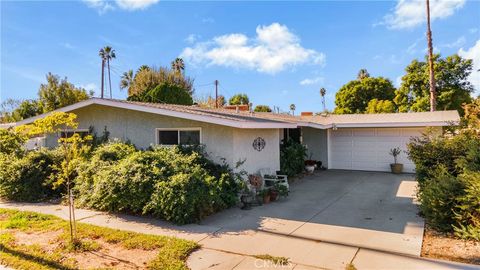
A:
[8,98,459,173]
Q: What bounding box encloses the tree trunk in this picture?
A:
[108,59,112,99]
[426,0,436,111]
[101,60,105,99]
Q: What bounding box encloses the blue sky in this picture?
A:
[1,0,479,112]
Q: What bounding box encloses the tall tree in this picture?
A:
[128,66,194,97]
[426,0,436,111]
[120,70,134,93]
[228,94,249,105]
[98,48,105,98]
[320,87,327,112]
[366,99,396,114]
[334,73,396,114]
[38,73,92,113]
[394,54,473,114]
[99,46,116,98]
[290,104,296,115]
[171,58,185,75]
[357,69,370,80]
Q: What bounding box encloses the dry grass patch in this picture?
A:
[422,226,480,265]
[0,208,199,269]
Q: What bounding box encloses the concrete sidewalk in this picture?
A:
[1,201,478,270]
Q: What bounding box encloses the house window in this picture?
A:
[157,128,201,145]
[59,129,90,139]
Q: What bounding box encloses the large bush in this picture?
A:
[407,103,480,240]
[0,129,26,156]
[280,139,307,176]
[74,143,241,224]
[0,149,63,202]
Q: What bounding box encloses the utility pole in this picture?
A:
[426,0,436,111]
[214,80,219,108]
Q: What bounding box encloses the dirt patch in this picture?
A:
[68,240,158,270]
[14,230,62,252]
[13,231,158,269]
[421,226,480,265]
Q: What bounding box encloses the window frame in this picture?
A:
[155,127,202,146]
[59,129,90,139]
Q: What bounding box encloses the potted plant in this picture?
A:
[276,184,289,198]
[269,188,279,201]
[389,147,403,174]
[305,159,316,173]
[259,189,271,204]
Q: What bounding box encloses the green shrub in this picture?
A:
[75,144,241,224]
[416,166,465,232]
[0,149,62,202]
[407,123,480,239]
[453,171,480,240]
[280,139,307,176]
[0,129,26,156]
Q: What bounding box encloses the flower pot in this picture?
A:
[305,165,315,173]
[263,194,271,204]
[270,190,279,201]
[390,163,403,174]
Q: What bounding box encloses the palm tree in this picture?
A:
[290,104,296,115]
[99,46,116,98]
[357,69,370,80]
[137,65,150,73]
[120,70,134,93]
[98,49,105,98]
[171,58,185,75]
[426,0,436,111]
[320,87,327,112]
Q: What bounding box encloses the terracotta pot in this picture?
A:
[270,190,279,201]
[263,194,271,204]
[390,163,403,174]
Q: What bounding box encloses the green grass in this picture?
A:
[254,254,290,265]
[0,208,199,270]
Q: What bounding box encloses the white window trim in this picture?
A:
[155,127,202,146]
[58,129,90,136]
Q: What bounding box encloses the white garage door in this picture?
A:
[329,127,424,173]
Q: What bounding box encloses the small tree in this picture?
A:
[16,112,90,245]
[254,105,272,112]
[390,147,401,164]
[290,104,296,115]
[229,94,249,105]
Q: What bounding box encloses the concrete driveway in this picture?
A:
[6,170,475,269]
[199,170,424,256]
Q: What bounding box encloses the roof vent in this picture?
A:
[301,112,314,116]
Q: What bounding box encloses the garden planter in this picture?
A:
[305,165,315,173]
[263,194,271,204]
[270,190,279,201]
[390,163,403,174]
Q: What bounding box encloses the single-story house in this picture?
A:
[6,98,459,174]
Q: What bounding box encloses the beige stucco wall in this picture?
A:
[233,128,280,174]
[46,104,280,173]
[302,127,328,167]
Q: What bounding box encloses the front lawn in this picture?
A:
[0,208,199,270]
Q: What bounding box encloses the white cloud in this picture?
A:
[441,36,466,48]
[80,83,98,94]
[116,0,159,10]
[458,40,480,94]
[180,23,325,74]
[83,0,158,13]
[469,28,479,34]
[300,77,324,86]
[83,0,114,14]
[383,0,465,29]
[185,34,199,44]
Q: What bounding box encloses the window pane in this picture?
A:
[158,130,178,145]
[180,130,200,145]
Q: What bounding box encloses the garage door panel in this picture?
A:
[330,128,423,173]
